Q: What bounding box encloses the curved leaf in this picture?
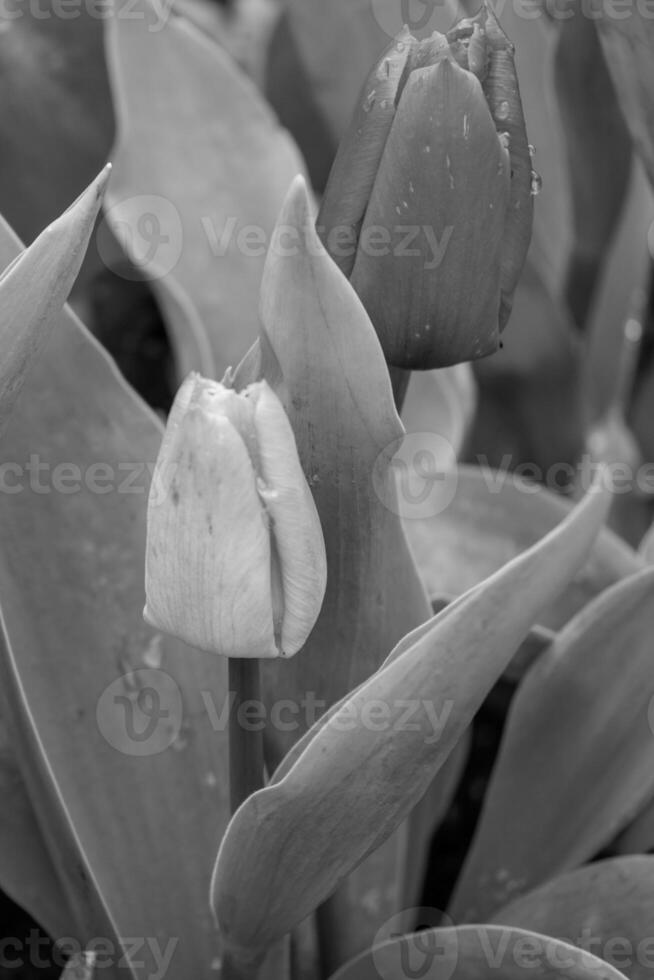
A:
[105,0,305,380]
[450,567,654,922]
[403,463,640,631]
[0,168,109,434]
[0,214,232,974]
[236,174,431,761]
[211,472,609,960]
[328,924,628,980]
[234,175,433,966]
[493,856,654,980]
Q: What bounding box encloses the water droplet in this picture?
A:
[499,131,510,151]
[463,114,470,139]
[496,100,510,121]
[423,144,431,154]
[380,98,391,110]
[362,89,376,113]
[203,771,218,788]
[530,169,543,196]
[172,721,191,752]
[528,143,536,157]
[396,41,406,52]
[210,958,222,972]
[408,180,415,194]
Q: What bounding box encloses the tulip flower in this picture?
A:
[144,373,327,659]
[317,3,533,370]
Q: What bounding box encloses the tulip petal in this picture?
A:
[252,382,327,657]
[350,56,510,369]
[317,29,413,277]
[145,405,277,658]
[460,4,533,325]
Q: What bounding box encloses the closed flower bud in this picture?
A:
[144,374,327,659]
[318,3,532,369]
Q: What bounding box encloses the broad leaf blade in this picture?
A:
[212,472,609,958]
[234,175,433,966]
[328,924,629,980]
[450,566,654,922]
[0,215,232,975]
[493,856,654,980]
[105,0,305,380]
[403,463,641,630]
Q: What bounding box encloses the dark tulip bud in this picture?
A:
[318,2,533,369]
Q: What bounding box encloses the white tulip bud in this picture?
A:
[145,374,327,658]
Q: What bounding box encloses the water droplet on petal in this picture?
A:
[499,131,510,151]
[496,100,510,121]
[363,89,376,113]
[528,143,536,157]
[530,170,543,196]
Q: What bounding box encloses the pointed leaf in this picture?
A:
[403,463,640,630]
[0,214,232,974]
[0,168,109,434]
[234,175,433,965]
[328,924,629,980]
[493,856,654,980]
[236,174,431,762]
[212,474,609,958]
[105,0,305,380]
[450,566,654,922]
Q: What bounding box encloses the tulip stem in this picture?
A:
[228,657,264,813]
